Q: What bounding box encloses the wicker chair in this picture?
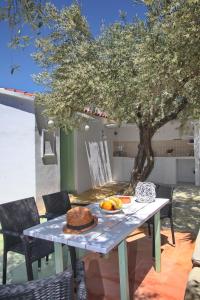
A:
[0,261,88,300]
[146,184,175,256]
[42,191,76,277]
[0,197,54,284]
[42,191,71,221]
[147,184,175,243]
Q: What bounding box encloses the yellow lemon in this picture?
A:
[108,197,122,209]
[99,200,104,208]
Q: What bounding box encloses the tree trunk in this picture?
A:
[122,97,188,195]
[130,125,155,190]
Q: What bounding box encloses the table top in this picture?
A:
[24,197,169,254]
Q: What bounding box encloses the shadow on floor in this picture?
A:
[0,183,198,300]
[0,240,69,284]
[84,230,194,300]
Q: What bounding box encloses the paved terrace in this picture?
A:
[1,183,200,299]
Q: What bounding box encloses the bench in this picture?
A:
[184,229,200,299]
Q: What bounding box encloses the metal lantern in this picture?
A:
[135,181,156,203]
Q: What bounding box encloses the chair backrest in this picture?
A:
[42,191,71,217]
[156,185,173,201]
[156,185,174,217]
[0,197,40,234]
[0,268,74,300]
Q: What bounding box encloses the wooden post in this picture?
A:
[154,211,161,272]
[60,129,75,192]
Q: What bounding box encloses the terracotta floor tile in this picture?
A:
[84,230,195,300]
[35,182,199,299]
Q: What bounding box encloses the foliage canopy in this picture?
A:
[0,0,44,49]
[2,0,200,185]
[34,1,200,132]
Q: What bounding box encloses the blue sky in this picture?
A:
[0,0,146,92]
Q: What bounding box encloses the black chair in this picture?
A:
[146,184,175,257]
[42,191,71,221]
[42,191,76,277]
[0,261,88,300]
[0,197,54,284]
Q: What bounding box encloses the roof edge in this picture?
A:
[0,88,35,100]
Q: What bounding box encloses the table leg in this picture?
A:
[32,261,39,279]
[76,248,86,260]
[154,211,161,272]
[54,242,64,274]
[118,240,130,300]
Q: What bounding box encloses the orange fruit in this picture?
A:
[102,201,113,210]
[120,196,131,204]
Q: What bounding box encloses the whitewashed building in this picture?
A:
[0,88,60,204]
[0,88,112,204]
[0,88,199,204]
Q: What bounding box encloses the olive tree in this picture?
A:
[0,0,45,48]
[33,1,200,188]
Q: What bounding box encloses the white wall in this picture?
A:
[0,90,61,204]
[74,119,194,192]
[194,122,200,186]
[176,158,195,183]
[108,120,193,142]
[74,120,193,192]
[148,157,177,185]
[74,120,113,193]
[112,157,134,182]
[108,120,194,185]
[35,106,60,202]
[0,96,35,203]
[112,156,195,185]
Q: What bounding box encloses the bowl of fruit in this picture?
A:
[99,196,123,214]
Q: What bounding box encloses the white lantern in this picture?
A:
[135,182,156,203]
[48,119,55,128]
[85,124,90,131]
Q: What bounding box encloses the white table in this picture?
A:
[24,198,169,300]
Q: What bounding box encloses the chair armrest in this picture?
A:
[0,229,33,242]
[39,214,47,219]
[0,229,24,239]
[71,202,90,207]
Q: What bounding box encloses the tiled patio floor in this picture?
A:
[84,229,195,300]
[0,183,199,299]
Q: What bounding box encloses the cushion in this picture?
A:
[184,267,200,300]
[192,229,200,266]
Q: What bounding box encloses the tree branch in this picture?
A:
[153,96,188,132]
